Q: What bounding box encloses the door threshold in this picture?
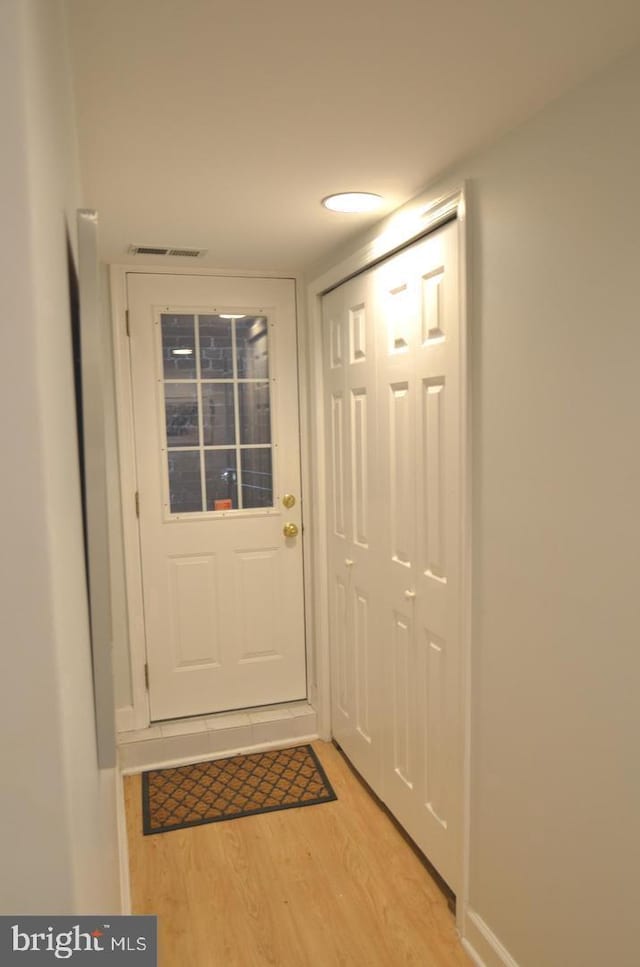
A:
[118,701,318,773]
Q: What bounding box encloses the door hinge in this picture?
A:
[135,491,140,517]
[144,662,149,690]
[125,309,130,337]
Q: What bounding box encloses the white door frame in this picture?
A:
[110,265,317,732]
[304,182,471,931]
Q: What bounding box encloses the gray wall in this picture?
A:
[307,45,640,967]
[100,266,133,710]
[463,49,640,967]
[0,0,120,913]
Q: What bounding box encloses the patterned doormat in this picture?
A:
[142,744,337,835]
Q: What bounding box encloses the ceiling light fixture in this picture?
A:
[172,348,193,356]
[219,314,247,319]
[322,192,383,214]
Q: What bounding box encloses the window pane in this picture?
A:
[239,381,271,444]
[168,451,202,513]
[162,314,196,379]
[199,315,233,377]
[165,383,199,447]
[236,316,269,379]
[202,383,235,446]
[205,450,238,510]
[241,449,273,508]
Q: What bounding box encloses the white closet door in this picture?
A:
[323,219,463,892]
[323,273,382,791]
[377,223,462,890]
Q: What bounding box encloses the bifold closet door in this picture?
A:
[323,219,462,892]
[323,272,383,792]
[376,223,462,890]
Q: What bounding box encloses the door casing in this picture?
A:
[110,267,317,733]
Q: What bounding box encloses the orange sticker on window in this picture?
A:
[214,498,233,511]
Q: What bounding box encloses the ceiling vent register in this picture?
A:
[128,244,207,257]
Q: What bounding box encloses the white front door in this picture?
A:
[127,273,307,721]
[322,220,463,891]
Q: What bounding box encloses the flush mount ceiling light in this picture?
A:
[322,192,383,214]
[219,314,247,319]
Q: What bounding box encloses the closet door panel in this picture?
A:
[413,224,462,888]
[376,248,422,835]
[378,223,462,891]
[323,276,382,791]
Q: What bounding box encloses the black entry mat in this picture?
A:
[142,744,337,835]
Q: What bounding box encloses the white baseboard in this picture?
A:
[116,705,137,733]
[115,765,132,915]
[462,910,520,967]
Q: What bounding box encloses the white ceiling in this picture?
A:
[67,0,640,275]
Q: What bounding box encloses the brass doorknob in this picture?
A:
[283,522,299,538]
[283,493,296,509]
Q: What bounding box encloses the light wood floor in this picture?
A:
[124,740,472,967]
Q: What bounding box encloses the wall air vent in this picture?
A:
[128,244,208,258]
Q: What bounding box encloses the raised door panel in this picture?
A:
[350,389,369,549]
[331,393,347,539]
[234,548,283,663]
[168,555,221,669]
[421,267,445,344]
[349,303,367,364]
[391,609,414,790]
[334,575,351,719]
[389,381,414,568]
[423,378,446,582]
[422,630,447,830]
[353,586,372,743]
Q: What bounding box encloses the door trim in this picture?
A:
[304,182,471,933]
[110,265,312,732]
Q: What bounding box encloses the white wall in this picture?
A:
[0,0,120,913]
[307,46,640,967]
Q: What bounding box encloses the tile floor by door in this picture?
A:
[124,740,472,967]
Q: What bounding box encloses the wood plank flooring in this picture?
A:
[124,740,472,967]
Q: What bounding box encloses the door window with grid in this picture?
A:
[160,312,273,514]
